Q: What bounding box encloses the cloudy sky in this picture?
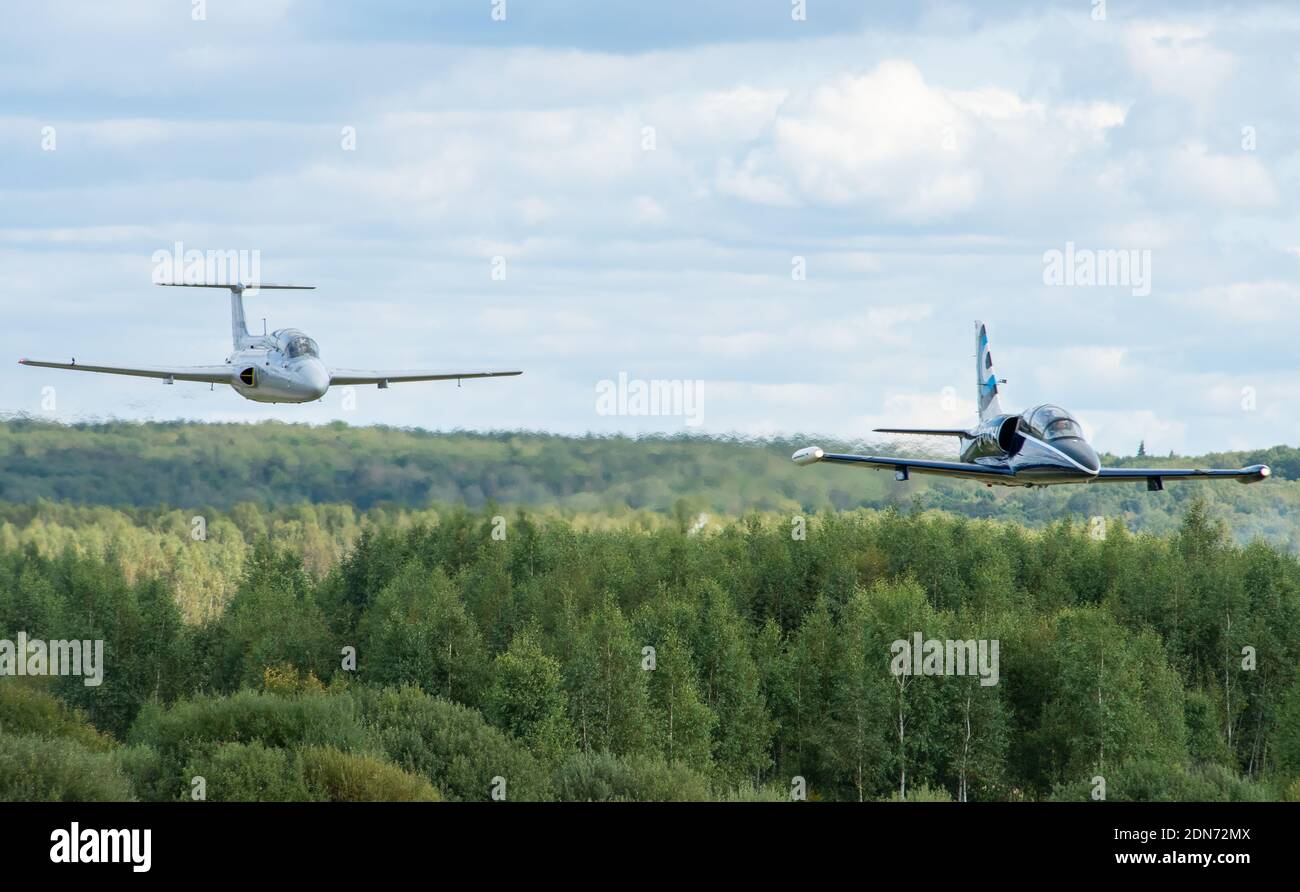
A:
[2,0,1297,454]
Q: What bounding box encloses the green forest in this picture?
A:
[2,419,1300,801]
[4,416,1300,549]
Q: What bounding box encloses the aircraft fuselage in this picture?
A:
[959,407,1102,486]
[228,329,329,404]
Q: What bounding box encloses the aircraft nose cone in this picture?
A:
[304,358,329,397]
[1054,438,1100,475]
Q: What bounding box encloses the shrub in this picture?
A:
[359,685,549,801]
[1049,760,1274,802]
[881,784,954,802]
[182,742,310,802]
[719,782,792,802]
[0,682,115,752]
[553,751,713,802]
[0,731,133,801]
[117,744,168,802]
[300,746,441,801]
[127,689,366,799]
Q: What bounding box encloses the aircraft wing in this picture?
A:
[19,358,231,384]
[791,446,1015,482]
[1093,464,1271,485]
[328,367,522,386]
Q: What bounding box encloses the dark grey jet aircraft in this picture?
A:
[792,321,1270,490]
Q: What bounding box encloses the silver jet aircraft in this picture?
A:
[20,283,521,403]
[792,321,1270,490]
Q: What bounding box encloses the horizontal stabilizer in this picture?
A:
[156,283,315,291]
[874,428,973,438]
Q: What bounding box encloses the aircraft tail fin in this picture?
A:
[975,320,1002,421]
[156,283,315,349]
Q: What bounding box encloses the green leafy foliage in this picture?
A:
[485,629,574,765]
[2,468,1299,800]
[299,746,442,802]
[0,682,115,751]
[358,685,550,801]
[126,689,367,800]
[553,751,713,801]
[2,419,1299,551]
[0,731,134,801]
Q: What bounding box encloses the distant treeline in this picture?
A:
[2,503,1299,801]
[3,417,1300,550]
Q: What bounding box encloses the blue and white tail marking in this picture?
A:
[976,320,1002,421]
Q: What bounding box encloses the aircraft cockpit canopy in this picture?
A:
[1020,404,1083,441]
[276,330,319,359]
